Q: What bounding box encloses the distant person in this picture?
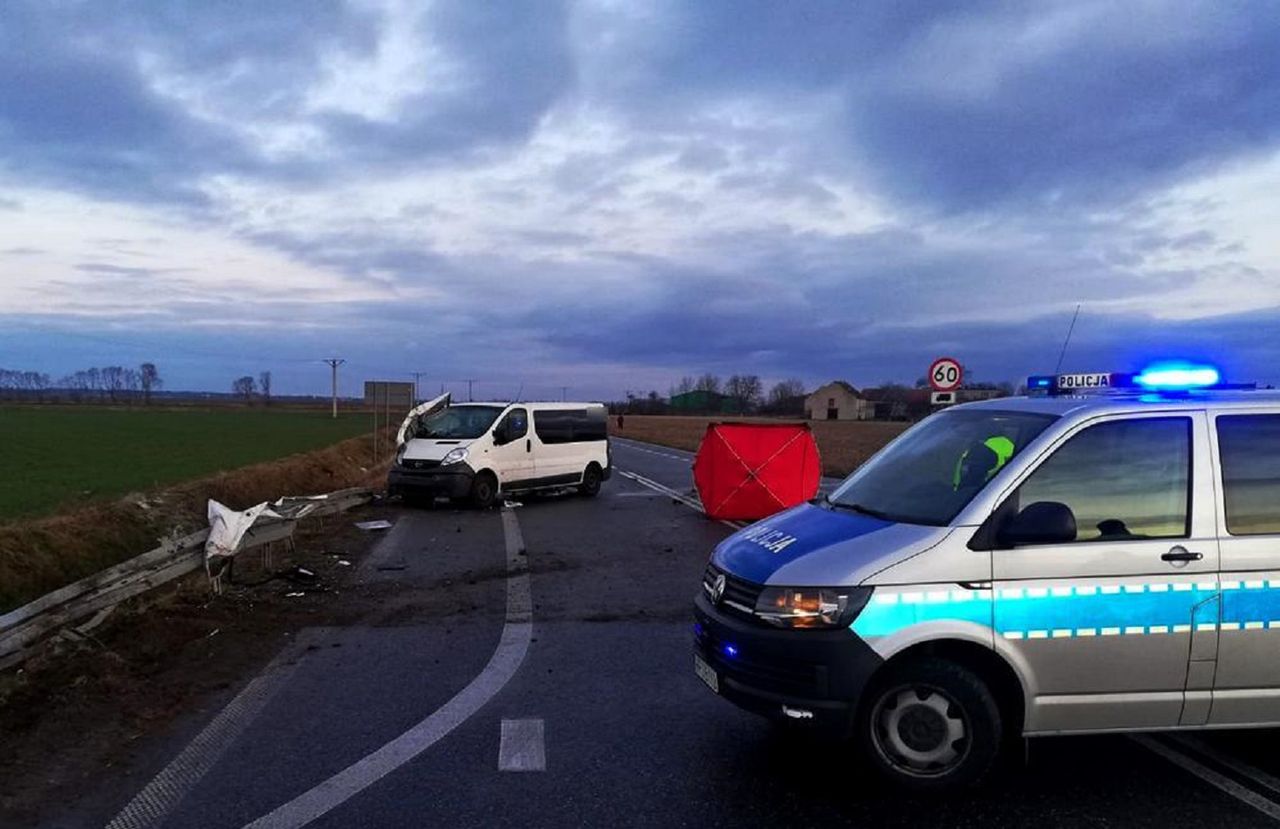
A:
[617,414,625,430]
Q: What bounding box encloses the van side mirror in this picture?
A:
[1000,501,1077,546]
[492,424,509,446]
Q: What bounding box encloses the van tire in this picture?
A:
[470,472,498,509]
[858,657,1001,791]
[578,464,603,497]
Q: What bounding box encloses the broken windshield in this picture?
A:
[414,405,505,440]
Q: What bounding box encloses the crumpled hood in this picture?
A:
[401,437,474,462]
[711,502,950,587]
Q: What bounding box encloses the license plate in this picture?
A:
[694,653,719,694]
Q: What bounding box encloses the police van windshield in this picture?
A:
[827,410,1057,527]
[414,405,505,439]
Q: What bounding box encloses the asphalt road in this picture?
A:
[61,438,1280,828]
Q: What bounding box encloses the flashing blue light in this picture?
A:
[722,643,739,658]
[1134,362,1220,390]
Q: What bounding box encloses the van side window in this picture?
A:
[1217,414,1280,535]
[534,409,607,444]
[501,408,528,440]
[1015,417,1191,542]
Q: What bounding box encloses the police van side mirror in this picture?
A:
[492,424,509,446]
[1000,501,1077,546]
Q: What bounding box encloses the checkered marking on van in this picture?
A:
[852,579,1280,640]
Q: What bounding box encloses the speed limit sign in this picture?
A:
[929,357,963,392]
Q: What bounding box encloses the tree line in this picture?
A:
[231,371,273,405]
[611,375,809,415]
[0,363,163,403]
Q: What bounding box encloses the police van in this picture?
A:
[694,363,1280,789]
[389,393,610,508]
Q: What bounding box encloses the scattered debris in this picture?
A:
[284,592,305,598]
[503,500,523,509]
[375,563,407,572]
[336,560,351,567]
[206,629,220,638]
[355,519,394,531]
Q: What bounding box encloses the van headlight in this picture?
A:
[440,447,469,466]
[753,587,872,629]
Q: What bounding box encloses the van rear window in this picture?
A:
[534,408,607,444]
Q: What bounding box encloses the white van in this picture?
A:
[694,363,1280,789]
[388,393,611,508]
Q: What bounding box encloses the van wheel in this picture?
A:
[470,472,498,509]
[859,657,1001,791]
[578,464,602,497]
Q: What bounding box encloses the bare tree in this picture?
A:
[140,362,162,405]
[694,373,721,394]
[101,366,126,403]
[232,375,256,403]
[259,371,272,406]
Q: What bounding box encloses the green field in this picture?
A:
[0,407,372,522]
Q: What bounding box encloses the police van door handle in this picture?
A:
[1162,546,1203,563]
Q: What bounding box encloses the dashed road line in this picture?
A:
[105,628,330,829]
[498,718,546,772]
[242,506,533,829]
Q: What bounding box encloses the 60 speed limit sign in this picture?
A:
[929,357,963,392]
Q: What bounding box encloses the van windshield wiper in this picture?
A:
[824,497,893,521]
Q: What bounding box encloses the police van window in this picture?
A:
[1015,417,1190,543]
[826,410,1056,526]
[1217,414,1280,535]
[500,408,528,440]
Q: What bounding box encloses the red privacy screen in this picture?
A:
[692,422,822,521]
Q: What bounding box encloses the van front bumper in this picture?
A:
[387,464,474,499]
[693,592,883,734]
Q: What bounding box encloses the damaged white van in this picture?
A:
[389,393,612,508]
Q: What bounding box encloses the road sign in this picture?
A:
[931,391,956,406]
[929,357,963,392]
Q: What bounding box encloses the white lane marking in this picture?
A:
[498,718,546,772]
[105,629,329,829]
[1168,734,1280,800]
[1131,735,1280,822]
[243,507,533,829]
[616,469,743,530]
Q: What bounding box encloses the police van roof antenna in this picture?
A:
[1053,304,1082,376]
[514,383,524,403]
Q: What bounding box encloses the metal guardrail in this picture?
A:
[0,487,373,671]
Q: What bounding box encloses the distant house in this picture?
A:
[669,390,743,414]
[805,381,873,421]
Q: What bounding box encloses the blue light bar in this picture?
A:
[1134,363,1221,390]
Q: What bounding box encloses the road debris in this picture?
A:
[355,519,394,531]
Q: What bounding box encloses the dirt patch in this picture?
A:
[0,431,394,612]
[610,415,908,477]
[0,502,403,828]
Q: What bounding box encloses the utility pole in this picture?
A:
[466,379,475,402]
[560,385,569,401]
[323,358,345,419]
[410,371,425,404]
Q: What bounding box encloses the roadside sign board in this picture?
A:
[931,391,956,406]
[929,357,963,392]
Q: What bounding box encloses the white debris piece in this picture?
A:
[355,520,394,531]
[204,500,282,563]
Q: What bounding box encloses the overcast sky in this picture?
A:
[2,1,1279,400]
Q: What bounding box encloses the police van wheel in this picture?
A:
[470,472,498,509]
[578,464,602,497]
[860,658,1001,790]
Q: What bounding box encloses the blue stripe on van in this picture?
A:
[713,503,893,585]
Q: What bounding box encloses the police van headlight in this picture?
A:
[753,587,871,629]
[440,447,469,466]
